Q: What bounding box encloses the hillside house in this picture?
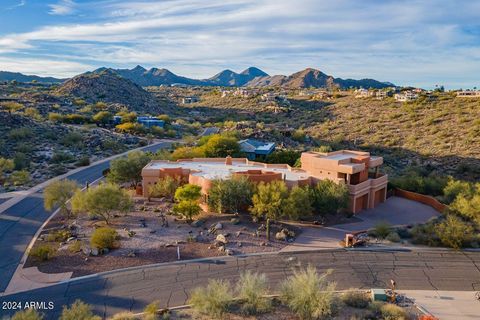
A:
[113,115,165,128]
[182,96,199,104]
[141,150,387,214]
[456,90,480,98]
[239,139,276,160]
[354,88,375,98]
[394,91,418,102]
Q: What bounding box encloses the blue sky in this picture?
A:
[0,0,479,88]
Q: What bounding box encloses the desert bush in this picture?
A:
[391,171,448,197]
[9,170,30,186]
[380,303,407,320]
[371,222,391,239]
[9,127,33,140]
[435,214,473,249]
[143,300,162,320]
[30,244,55,261]
[188,279,233,319]
[236,271,271,315]
[410,222,440,246]
[148,176,182,201]
[76,156,91,167]
[68,240,82,253]
[310,179,349,216]
[90,227,118,250]
[13,152,30,170]
[59,299,101,320]
[61,132,84,147]
[280,266,337,320]
[108,312,138,320]
[46,229,72,242]
[341,290,370,308]
[11,308,44,320]
[207,177,254,214]
[386,232,401,242]
[44,179,80,219]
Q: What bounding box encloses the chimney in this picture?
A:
[225,155,233,165]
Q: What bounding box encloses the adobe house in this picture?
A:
[141,150,387,214]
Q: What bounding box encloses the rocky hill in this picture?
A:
[245,68,391,89]
[55,69,160,113]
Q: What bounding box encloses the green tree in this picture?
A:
[311,180,349,215]
[108,151,151,187]
[435,215,473,249]
[171,146,205,160]
[203,134,240,157]
[265,150,301,166]
[207,177,253,214]
[71,183,133,224]
[443,179,475,204]
[250,181,289,220]
[44,179,80,219]
[59,300,101,320]
[284,186,313,220]
[175,184,202,201]
[148,176,182,201]
[92,111,113,126]
[173,184,202,222]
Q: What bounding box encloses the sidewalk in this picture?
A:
[399,290,480,319]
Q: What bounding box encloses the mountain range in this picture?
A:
[0,66,394,89]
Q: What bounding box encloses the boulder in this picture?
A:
[91,247,99,256]
[275,230,288,241]
[230,218,240,225]
[225,249,234,256]
[215,223,223,230]
[216,234,228,244]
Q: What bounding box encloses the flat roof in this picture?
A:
[145,159,310,181]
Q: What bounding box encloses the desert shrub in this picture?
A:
[188,279,233,319]
[76,156,90,167]
[68,240,82,253]
[46,229,72,242]
[90,227,118,250]
[59,299,101,320]
[61,132,84,147]
[48,112,64,122]
[386,232,401,242]
[236,271,271,315]
[264,150,301,166]
[13,152,30,170]
[9,170,30,186]
[148,176,182,201]
[442,179,474,204]
[108,312,138,320]
[8,127,33,140]
[51,151,75,163]
[280,266,337,320]
[435,214,473,249]
[11,308,44,320]
[371,221,391,239]
[410,222,440,246]
[391,171,448,197]
[341,290,370,308]
[310,179,349,216]
[30,244,56,261]
[143,300,161,320]
[380,303,407,320]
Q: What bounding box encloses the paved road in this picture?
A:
[1,249,479,319]
[0,142,172,293]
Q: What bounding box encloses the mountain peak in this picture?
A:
[240,67,268,77]
[132,65,146,72]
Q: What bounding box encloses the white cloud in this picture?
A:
[5,0,26,10]
[0,0,478,87]
[0,57,93,78]
[48,0,76,15]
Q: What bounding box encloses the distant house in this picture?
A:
[137,116,165,128]
[394,91,418,102]
[239,139,275,160]
[354,88,374,98]
[113,115,165,128]
[375,90,393,100]
[233,88,258,98]
[182,96,199,104]
[456,90,480,98]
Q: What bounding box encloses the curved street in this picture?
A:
[0,141,172,293]
[1,248,479,319]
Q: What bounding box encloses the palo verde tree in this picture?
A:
[0,157,14,183]
[107,151,151,187]
[43,179,80,219]
[284,186,313,220]
[310,179,349,215]
[71,183,133,224]
[207,176,254,214]
[173,184,202,222]
[148,175,182,201]
[250,180,289,220]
